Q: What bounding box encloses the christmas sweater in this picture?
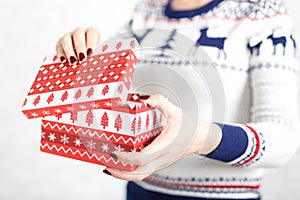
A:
[118,0,300,199]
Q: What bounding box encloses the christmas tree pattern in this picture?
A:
[87,87,94,98]
[131,117,136,134]
[117,84,123,94]
[70,110,78,123]
[114,114,122,131]
[153,111,157,126]
[46,93,54,104]
[56,113,62,120]
[86,110,94,126]
[101,112,109,129]
[74,89,82,100]
[23,98,27,107]
[61,91,68,102]
[146,114,149,130]
[33,95,40,106]
[102,85,109,96]
[138,116,142,132]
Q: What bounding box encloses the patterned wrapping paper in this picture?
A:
[22,39,138,119]
[21,38,166,170]
[40,94,165,171]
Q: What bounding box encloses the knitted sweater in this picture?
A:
[119,0,300,199]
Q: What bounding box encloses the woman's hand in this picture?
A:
[56,27,101,64]
[103,94,222,181]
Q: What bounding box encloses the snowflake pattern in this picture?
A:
[86,139,96,150]
[41,110,50,116]
[74,138,82,147]
[114,145,124,152]
[91,102,100,109]
[48,133,56,142]
[79,105,87,110]
[66,106,73,111]
[101,143,110,152]
[31,112,39,117]
[41,132,46,139]
[55,109,62,114]
[115,100,124,106]
[60,134,69,145]
[104,101,112,107]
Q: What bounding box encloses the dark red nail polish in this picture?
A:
[103,169,111,176]
[139,95,150,100]
[79,52,85,61]
[70,56,76,64]
[87,48,93,56]
[109,153,118,160]
[60,56,65,62]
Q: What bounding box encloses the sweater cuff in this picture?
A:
[206,123,248,162]
[205,123,265,167]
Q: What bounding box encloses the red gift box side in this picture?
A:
[40,120,163,171]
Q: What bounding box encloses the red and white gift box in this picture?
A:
[22,39,165,170]
[22,40,137,119]
[40,94,165,171]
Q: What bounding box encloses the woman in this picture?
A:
[55,0,300,199]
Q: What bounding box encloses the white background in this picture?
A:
[0,0,300,199]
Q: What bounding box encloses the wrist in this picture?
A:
[193,122,222,155]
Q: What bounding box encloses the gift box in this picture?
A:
[22,39,138,119]
[40,94,165,171]
[22,39,165,171]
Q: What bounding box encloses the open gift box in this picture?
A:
[22,39,166,171]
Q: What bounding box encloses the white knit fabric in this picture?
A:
[119,0,300,198]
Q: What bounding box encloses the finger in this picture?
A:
[105,150,180,180]
[136,151,182,173]
[59,33,77,64]
[72,27,87,62]
[104,167,150,182]
[140,94,181,121]
[86,27,101,56]
[106,133,187,179]
[109,136,166,166]
[110,125,181,166]
[55,42,66,62]
[140,124,179,153]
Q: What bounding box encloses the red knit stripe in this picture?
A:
[235,124,260,167]
[145,177,260,190]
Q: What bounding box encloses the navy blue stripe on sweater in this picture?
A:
[127,182,260,200]
[206,124,249,162]
[165,0,224,19]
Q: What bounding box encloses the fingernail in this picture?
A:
[139,95,150,100]
[109,153,118,160]
[103,169,111,176]
[70,56,76,64]
[60,56,65,62]
[87,48,93,56]
[79,52,85,61]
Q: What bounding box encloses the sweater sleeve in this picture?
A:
[206,14,300,168]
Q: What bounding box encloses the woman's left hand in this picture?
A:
[103,94,221,181]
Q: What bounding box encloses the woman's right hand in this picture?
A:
[56,27,101,64]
